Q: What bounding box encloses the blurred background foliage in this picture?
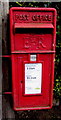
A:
[9,2,61,100]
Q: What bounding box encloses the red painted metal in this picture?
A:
[10,7,56,111]
[0,55,11,58]
[3,92,12,94]
[14,23,54,28]
[11,51,55,54]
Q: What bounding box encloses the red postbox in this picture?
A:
[10,7,56,111]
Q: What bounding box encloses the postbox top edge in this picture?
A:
[10,7,56,12]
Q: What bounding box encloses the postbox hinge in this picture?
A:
[3,92,12,95]
[0,55,11,58]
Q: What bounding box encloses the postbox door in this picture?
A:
[11,53,54,110]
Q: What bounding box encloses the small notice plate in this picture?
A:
[25,63,42,95]
[30,54,36,61]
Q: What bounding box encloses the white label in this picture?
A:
[25,63,42,94]
[30,54,36,61]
